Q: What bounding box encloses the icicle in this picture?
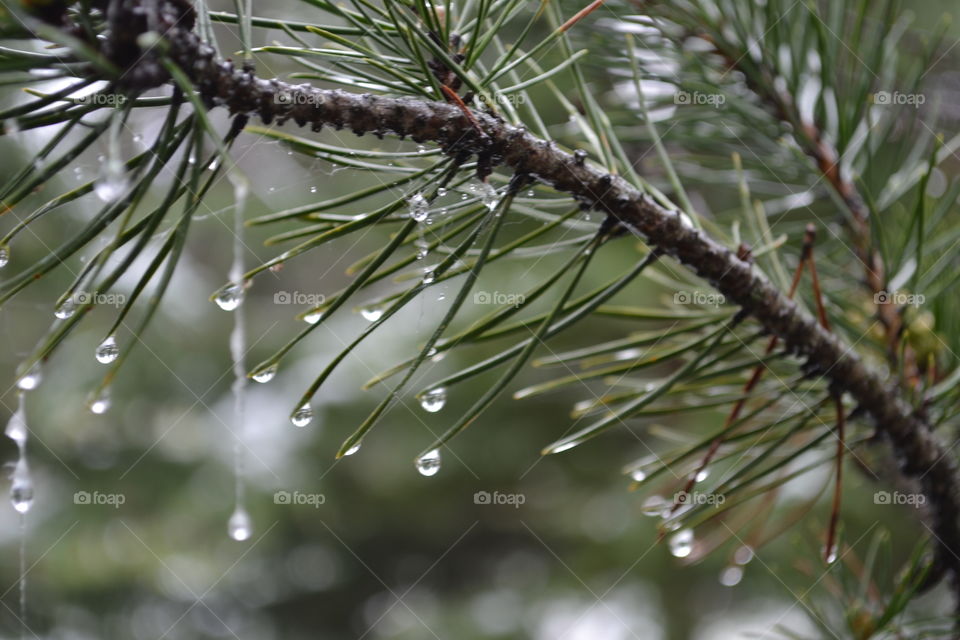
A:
[227,179,253,541]
[5,391,32,633]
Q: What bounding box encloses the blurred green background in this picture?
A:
[1,0,959,638]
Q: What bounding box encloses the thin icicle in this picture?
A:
[227,181,252,541]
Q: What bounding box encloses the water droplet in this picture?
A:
[95,335,120,364]
[733,545,754,565]
[408,193,429,222]
[309,186,317,193]
[227,506,253,541]
[303,309,323,324]
[17,364,41,391]
[94,164,129,203]
[641,495,668,517]
[695,468,709,482]
[89,389,111,414]
[416,247,428,260]
[668,529,694,558]
[719,566,743,587]
[526,189,535,197]
[437,187,447,197]
[416,449,441,476]
[472,180,499,210]
[419,388,446,413]
[291,403,313,427]
[0,245,9,268]
[10,458,33,514]
[5,409,27,444]
[417,144,426,154]
[422,270,436,285]
[344,442,361,456]
[360,305,384,322]
[629,469,646,482]
[207,157,220,171]
[252,365,277,383]
[54,297,77,319]
[824,545,838,564]
[214,283,244,311]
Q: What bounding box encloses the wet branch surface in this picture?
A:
[32,0,960,600]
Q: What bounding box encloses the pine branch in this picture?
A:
[25,0,960,600]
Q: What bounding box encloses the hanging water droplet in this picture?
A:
[734,545,754,565]
[719,566,743,587]
[630,469,646,482]
[668,528,694,558]
[416,144,426,154]
[361,305,384,322]
[16,364,41,391]
[95,335,120,364]
[227,506,253,541]
[695,468,709,482]
[54,297,77,319]
[408,192,429,222]
[89,397,110,415]
[472,180,499,210]
[10,461,33,514]
[252,365,277,384]
[89,389,111,415]
[419,388,446,413]
[291,403,313,428]
[5,408,27,444]
[422,270,436,285]
[437,187,447,197]
[823,545,838,564]
[0,244,9,268]
[94,162,129,203]
[344,442,361,456]
[309,186,317,193]
[303,309,323,324]
[214,283,244,311]
[415,449,441,476]
[416,247,429,260]
[207,157,220,171]
[641,495,668,517]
